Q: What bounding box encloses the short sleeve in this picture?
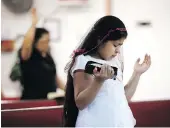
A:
[70,55,88,77]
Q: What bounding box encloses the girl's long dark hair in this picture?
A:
[63,16,128,127]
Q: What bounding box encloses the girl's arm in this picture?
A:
[74,71,103,110]
[124,55,151,101]
[74,64,114,110]
[124,71,141,101]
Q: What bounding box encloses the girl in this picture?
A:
[64,16,151,127]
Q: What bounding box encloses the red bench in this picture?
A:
[130,100,170,127]
[2,105,63,127]
[1,100,58,110]
[1,100,170,127]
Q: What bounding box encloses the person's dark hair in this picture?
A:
[33,28,49,48]
[63,16,128,127]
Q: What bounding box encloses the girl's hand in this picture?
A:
[93,64,114,82]
[134,54,151,75]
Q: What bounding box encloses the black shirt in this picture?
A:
[19,49,57,99]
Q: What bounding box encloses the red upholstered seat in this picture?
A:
[1,97,20,101]
[2,106,63,127]
[1,100,57,109]
[1,100,170,127]
[129,100,170,127]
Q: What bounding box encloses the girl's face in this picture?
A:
[98,38,125,60]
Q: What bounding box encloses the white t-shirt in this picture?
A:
[71,53,136,127]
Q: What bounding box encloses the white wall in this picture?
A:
[1,0,105,97]
[2,0,170,101]
[112,0,170,101]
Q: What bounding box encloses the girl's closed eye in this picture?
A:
[114,44,118,47]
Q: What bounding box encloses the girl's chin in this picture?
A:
[108,55,116,60]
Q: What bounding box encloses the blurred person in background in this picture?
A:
[18,8,65,100]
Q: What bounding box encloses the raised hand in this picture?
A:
[134,54,151,75]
